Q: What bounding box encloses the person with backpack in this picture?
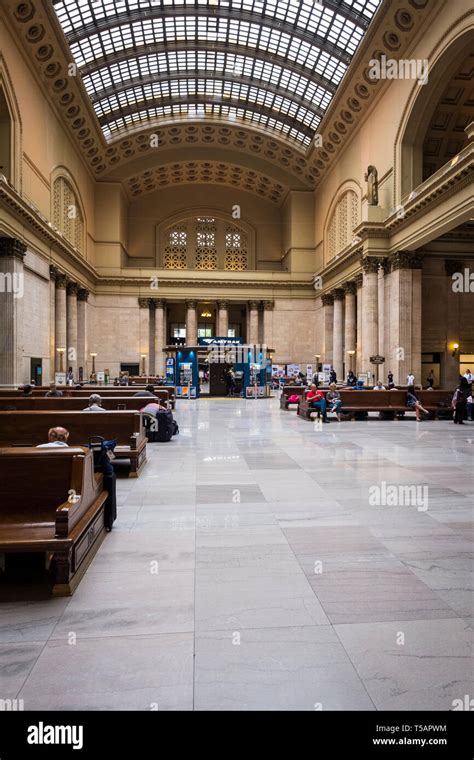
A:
[452,377,469,424]
[140,400,178,441]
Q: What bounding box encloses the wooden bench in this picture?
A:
[0,396,161,412]
[0,388,175,409]
[0,447,107,596]
[297,389,453,420]
[279,385,306,410]
[0,411,147,476]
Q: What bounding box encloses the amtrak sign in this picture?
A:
[198,337,243,346]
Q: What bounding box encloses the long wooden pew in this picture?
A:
[0,411,147,476]
[0,387,176,407]
[0,396,160,411]
[297,389,453,420]
[0,447,107,596]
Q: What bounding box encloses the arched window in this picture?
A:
[325,189,359,262]
[159,215,254,270]
[0,88,12,182]
[52,176,85,253]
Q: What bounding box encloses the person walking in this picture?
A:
[387,370,394,386]
[406,372,415,387]
[452,377,469,424]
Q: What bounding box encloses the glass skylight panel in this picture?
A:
[53,0,380,146]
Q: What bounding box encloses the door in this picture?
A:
[30,358,42,386]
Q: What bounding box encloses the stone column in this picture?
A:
[332,288,344,381]
[343,281,357,378]
[321,293,334,366]
[154,299,166,376]
[66,282,78,379]
[0,237,26,384]
[49,265,58,382]
[383,259,392,383]
[389,251,423,385]
[55,273,68,371]
[185,300,198,346]
[149,300,156,374]
[248,300,259,345]
[262,301,274,350]
[355,273,363,374]
[138,298,151,374]
[77,288,89,382]
[443,259,462,388]
[361,256,380,379]
[217,300,229,337]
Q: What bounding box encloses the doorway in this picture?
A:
[30,358,42,386]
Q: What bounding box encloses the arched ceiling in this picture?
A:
[52,0,381,148]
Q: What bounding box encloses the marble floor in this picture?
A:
[2,398,473,710]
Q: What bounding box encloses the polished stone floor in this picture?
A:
[2,398,473,710]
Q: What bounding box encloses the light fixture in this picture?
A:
[141,354,147,374]
[452,343,460,357]
[56,347,65,373]
[201,309,212,318]
[89,352,97,374]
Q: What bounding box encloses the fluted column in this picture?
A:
[185,300,198,346]
[77,288,89,382]
[389,251,423,385]
[149,300,156,374]
[49,265,58,382]
[332,288,344,380]
[55,273,68,371]
[343,281,357,377]
[138,298,151,374]
[444,259,462,388]
[321,293,334,366]
[361,256,380,377]
[355,273,363,374]
[248,300,259,345]
[154,299,166,376]
[383,260,392,382]
[66,282,78,378]
[217,300,229,337]
[263,301,274,349]
[0,237,26,384]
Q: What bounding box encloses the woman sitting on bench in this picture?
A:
[326,383,343,422]
[406,387,429,422]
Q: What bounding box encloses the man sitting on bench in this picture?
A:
[36,426,70,447]
[306,384,329,423]
[83,394,106,412]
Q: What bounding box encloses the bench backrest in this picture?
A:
[0,447,89,527]
[0,411,144,448]
[0,396,160,411]
[281,386,306,397]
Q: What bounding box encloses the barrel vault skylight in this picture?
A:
[52,0,381,147]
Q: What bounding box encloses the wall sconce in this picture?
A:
[56,347,65,373]
[347,349,356,370]
[141,354,147,374]
[89,352,97,374]
[452,343,459,357]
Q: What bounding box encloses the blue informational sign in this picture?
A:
[165,357,175,385]
[198,336,243,346]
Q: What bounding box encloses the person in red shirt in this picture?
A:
[306,384,329,422]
